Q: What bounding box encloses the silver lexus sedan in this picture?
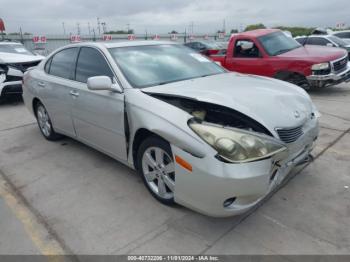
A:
[22,41,319,217]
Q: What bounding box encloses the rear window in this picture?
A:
[334,32,350,39]
[49,48,79,80]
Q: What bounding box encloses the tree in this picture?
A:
[105,29,134,34]
[230,29,238,34]
[244,23,266,31]
[274,26,315,37]
[169,30,178,34]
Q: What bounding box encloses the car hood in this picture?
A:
[278,45,347,62]
[142,73,314,133]
[0,52,44,64]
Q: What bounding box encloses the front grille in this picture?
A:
[277,126,304,143]
[332,56,348,73]
[8,61,41,72]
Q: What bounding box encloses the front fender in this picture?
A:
[125,89,213,167]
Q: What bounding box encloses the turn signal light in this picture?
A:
[175,155,192,172]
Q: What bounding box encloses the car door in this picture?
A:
[41,47,79,137]
[225,39,270,76]
[70,47,127,161]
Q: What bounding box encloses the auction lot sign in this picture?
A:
[153,34,160,40]
[128,34,136,41]
[170,34,178,41]
[70,35,81,43]
[218,32,225,39]
[32,36,47,43]
[103,34,112,41]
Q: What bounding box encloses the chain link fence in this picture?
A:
[5,34,229,56]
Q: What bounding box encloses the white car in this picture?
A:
[295,35,350,58]
[0,41,44,99]
[332,30,350,44]
[22,41,319,217]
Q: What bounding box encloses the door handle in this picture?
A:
[70,90,79,97]
[38,82,45,87]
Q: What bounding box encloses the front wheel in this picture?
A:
[35,102,62,141]
[137,136,176,205]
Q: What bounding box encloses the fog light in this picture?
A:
[0,73,5,83]
[223,197,236,208]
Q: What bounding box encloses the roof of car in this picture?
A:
[0,41,22,45]
[66,40,178,49]
[235,29,280,38]
[333,30,350,33]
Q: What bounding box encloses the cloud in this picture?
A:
[0,0,349,34]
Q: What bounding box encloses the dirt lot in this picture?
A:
[0,84,349,256]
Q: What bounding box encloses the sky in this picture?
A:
[0,0,349,35]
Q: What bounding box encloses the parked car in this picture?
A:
[23,41,319,217]
[295,35,350,58]
[0,41,44,99]
[332,30,350,44]
[210,29,350,89]
[184,40,225,56]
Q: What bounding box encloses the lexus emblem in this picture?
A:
[294,111,301,118]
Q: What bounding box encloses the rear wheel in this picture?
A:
[136,136,176,205]
[35,102,62,141]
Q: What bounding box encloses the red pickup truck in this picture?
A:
[210,29,350,89]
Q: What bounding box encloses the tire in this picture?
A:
[34,101,63,141]
[136,136,176,205]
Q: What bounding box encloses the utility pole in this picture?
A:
[88,22,91,35]
[190,21,194,34]
[19,27,23,44]
[97,17,101,35]
[101,22,106,34]
[62,22,66,35]
[76,22,81,35]
[126,23,130,33]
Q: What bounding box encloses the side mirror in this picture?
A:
[87,76,122,93]
[326,43,334,47]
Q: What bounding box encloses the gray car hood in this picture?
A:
[143,73,313,131]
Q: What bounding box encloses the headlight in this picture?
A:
[189,122,287,163]
[311,63,330,71]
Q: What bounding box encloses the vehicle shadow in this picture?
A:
[308,84,350,97]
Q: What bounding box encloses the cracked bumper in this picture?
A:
[171,119,319,217]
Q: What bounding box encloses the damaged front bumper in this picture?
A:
[307,62,350,88]
[0,67,24,97]
[171,118,319,217]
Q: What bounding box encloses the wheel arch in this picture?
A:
[132,128,166,170]
[32,97,42,117]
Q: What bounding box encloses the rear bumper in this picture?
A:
[306,62,350,87]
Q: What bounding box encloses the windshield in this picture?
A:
[258,31,301,56]
[328,36,347,47]
[0,44,34,55]
[109,44,226,88]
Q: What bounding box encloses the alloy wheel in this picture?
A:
[141,147,175,200]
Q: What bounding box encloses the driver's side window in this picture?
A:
[75,47,114,83]
[234,40,260,58]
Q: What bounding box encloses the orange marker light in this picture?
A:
[175,155,193,172]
